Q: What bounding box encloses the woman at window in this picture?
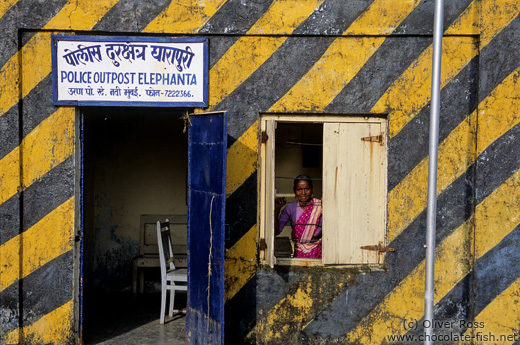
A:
[275,174,322,258]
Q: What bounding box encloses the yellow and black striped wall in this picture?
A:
[1,0,520,344]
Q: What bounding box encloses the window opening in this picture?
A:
[274,123,323,260]
[260,116,388,267]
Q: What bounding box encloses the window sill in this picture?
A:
[269,257,387,270]
[276,258,322,267]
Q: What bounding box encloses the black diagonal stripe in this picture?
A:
[325,36,432,114]
[0,250,73,336]
[304,168,475,337]
[258,269,351,344]
[407,224,520,342]
[260,267,307,312]
[200,0,274,35]
[215,35,336,140]
[476,123,520,204]
[21,74,56,138]
[405,273,474,339]
[292,0,373,35]
[91,0,171,32]
[392,0,474,35]
[200,0,274,70]
[0,195,20,251]
[225,274,257,345]
[214,0,366,140]
[473,225,520,315]
[386,15,520,192]
[21,156,74,232]
[307,125,520,336]
[0,74,57,161]
[225,171,257,249]
[0,0,69,67]
[0,106,19,161]
[0,76,58,164]
[0,156,74,247]
[325,0,474,114]
[479,14,520,98]
[388,55,479,191]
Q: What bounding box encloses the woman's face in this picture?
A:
[294,180,313,203]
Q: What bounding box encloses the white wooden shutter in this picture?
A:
[261,120,276,267]
[322,121,386,264]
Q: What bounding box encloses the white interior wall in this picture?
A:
[84,109,187,290]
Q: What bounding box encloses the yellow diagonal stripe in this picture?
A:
[477,66,520,155]
[0,147,20,206]
[0,0,19,18]
[227,121,258,196]
[387,111,477,242]
[481,0,520,47]
[388,65,520,243]
[44,0,119,30]
[344,0,421,35]
[444,0,480,35]
[224,225,257,302]
[1,32,53,115]
[346,62,520,340]
[21,107,75,188]
[0,0,119,116]
[5,300,73,344]
[250,276,315,342]
[0,52,19,116]
[0,107,75,205]
[346,165,520,344]
[459,278,520,344]
[208,0,324,107]
[269,0,421,112]
[208,36,286,107]
[345,215,474,344]
[248,0,325,35]
[20,32,53,103]
[269,37,385,112]
[375,2,517,138]
[144,0,227,33]
[249,273,350,342]
[373,37,478,138]
[0,197,74,293]
[474,170,520,259]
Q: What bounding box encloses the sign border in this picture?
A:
[51,35,209,108]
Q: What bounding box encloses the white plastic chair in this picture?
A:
[157,219,187,324]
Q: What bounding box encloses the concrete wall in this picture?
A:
[1,1,520,344]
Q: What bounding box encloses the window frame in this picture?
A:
[258,114,388,267]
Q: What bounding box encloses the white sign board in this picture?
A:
[52,35,208,107]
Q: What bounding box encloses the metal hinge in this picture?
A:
[361,133,384,146]
[261,131,269,143]
[360,242,394,253]
[259,238,267,250]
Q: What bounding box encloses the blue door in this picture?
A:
[187,111,227,345]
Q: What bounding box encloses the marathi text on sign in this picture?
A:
[52,35,208,107]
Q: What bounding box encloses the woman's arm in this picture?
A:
[274,197,287,235]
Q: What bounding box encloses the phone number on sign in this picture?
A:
[165,90,193,98]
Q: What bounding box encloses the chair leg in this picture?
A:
[160,284,166,325]
[169,286,175,316]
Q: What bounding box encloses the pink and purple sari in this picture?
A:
[293,198,322,258]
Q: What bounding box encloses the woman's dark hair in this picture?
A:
[293,174,313,192]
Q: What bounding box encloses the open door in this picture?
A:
[187,111,227,345]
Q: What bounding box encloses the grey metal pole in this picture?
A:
[425,0,444,344]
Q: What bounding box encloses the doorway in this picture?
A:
[80,107,188,343]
